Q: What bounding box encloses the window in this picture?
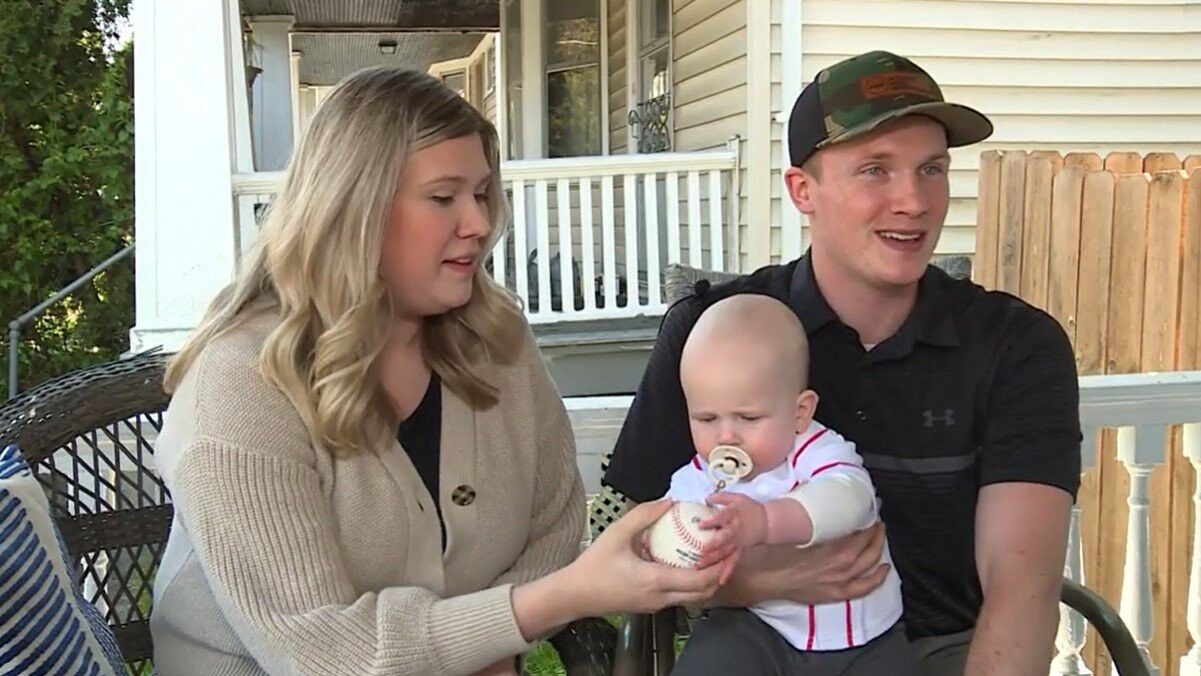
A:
[484,40,495,94]
[545,0,601,158]
[470,59,485,107]
[631,0,671,152]
[642,0,670,48]
[442,71,466,99]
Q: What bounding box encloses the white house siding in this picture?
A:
[786,0,1201,259]
[672,0,750,268]
[608,0,629,154]
[769,0,791,264]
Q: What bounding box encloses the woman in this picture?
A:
[149,68,724,675]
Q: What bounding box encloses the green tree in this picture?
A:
[0,0,133,394]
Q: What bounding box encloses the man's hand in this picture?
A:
[712,522,890,607]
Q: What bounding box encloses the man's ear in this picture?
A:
[795,389,819,432]
[784,165,817,215]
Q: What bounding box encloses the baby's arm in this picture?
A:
[780,471,875,546]
[699,469,874,564]
[702,427,879,557]
[702,493,815,548]
[786,427,878,546]
[694,493,815,572]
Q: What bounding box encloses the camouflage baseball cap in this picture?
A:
[788,51,993,167]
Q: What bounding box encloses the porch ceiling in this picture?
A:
[293,32,485,86]
[240,0,499,31]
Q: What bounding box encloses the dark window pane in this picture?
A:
[547,65,601,157]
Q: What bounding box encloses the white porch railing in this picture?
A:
[231,141,742,325]
[496,142,740,323]
[565,370,1201,676]
[1055,371,1201,676]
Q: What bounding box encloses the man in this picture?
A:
[600,51,1080,675]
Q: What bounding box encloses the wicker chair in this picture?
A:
[0,351,173,673]
[603,263,1149,676]
[0,351,615,675]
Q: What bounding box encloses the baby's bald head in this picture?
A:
[681,294,810,394]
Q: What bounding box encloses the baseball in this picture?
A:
[646,501,718,569]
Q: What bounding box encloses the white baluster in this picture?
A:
[492,232,507,288]
[687,171,702,268]
[1052,426,1099,676]
[708,170,724,271]
[666,171,681,265]
[556,178,574,315]
[1180,422,1201,676]
[643,172,661,307]
[1117,425,1164,676]
[600,176,617,310]
[511,180,530,308]
[579,177,596,312]
[534,179,552,317]
[623,173,640,309]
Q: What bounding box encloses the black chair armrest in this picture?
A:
[1060,578,1148,676]
[546,617,617,676]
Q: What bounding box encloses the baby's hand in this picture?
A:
[694,493,769,575]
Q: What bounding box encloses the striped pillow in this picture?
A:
[1,444,125,675]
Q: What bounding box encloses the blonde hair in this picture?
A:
[165,67,525,455]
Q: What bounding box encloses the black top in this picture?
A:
[398,374,445,551]
[603,254,1081,640]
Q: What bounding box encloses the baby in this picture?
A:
[664,293,919,675]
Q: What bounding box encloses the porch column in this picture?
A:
[508,0,545,262]
[130,0,245,353]
[519,0,545,159]
[247,15,295,171]
[290,50,303,141]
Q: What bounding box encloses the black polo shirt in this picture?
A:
[603,254,1081,640]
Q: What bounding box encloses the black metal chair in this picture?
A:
[594,263,1150,676]
[0,351,615,675]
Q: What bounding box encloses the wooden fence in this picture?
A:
[975,151,1201,675]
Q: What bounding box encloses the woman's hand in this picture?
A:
[713,522,891,607]
[512,500,728,640]
[572,500,730,614]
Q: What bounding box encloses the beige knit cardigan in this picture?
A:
[149,311,585,675]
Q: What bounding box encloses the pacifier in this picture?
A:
[707,445,754,491]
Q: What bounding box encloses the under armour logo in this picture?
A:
[923,408,956,427]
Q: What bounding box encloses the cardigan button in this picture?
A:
[451,485,476,506]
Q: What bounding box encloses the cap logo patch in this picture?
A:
[860,72,933,100]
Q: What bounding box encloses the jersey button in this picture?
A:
[452,484,476,506]
[857,409,868,422]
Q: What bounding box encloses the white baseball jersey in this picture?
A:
[664,421,904,651]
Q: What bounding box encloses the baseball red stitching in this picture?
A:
[670,505,708,554]
[650,552,685,568]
